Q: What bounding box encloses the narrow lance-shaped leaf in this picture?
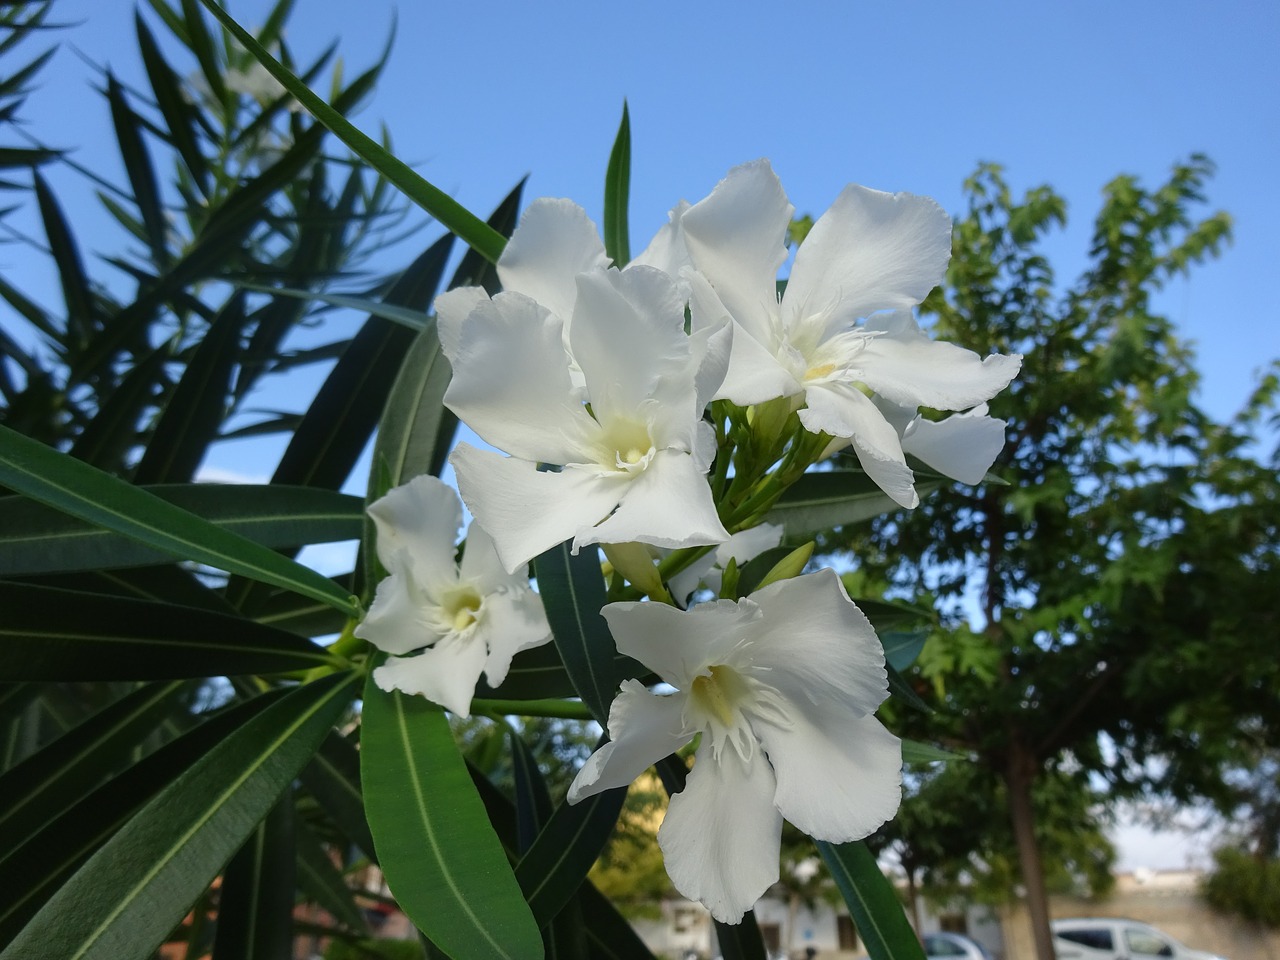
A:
[817,839,926,960]
[132,293,247,485]
[533,542,628,727]
[0,484,364,577]
[212,790,296,960]
[294,814,369,935]
[0,425,360,616]
[196,0,507,263]
[0,680,188,859]
[603,101,631,267]
[0,671,359,960]
[106,72,169,266]
[0,582,341,681]
[360,669,543,960]
[0,689,288,946]
[765,470,942,538]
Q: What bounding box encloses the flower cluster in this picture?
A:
[360,160,1021,922]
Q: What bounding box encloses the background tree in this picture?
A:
[828,158,1278,960]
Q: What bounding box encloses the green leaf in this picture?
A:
[901,739,965,763]
[0,484,364,577]
[515,786,626,928]
[533,543,626,726]
[817,839,925,960]
[294,814,369,934]
[132,294,247,484]
[0,426,360,616]
[474,641,647,703]
[766,471,942,537]
[714,914,768,960]
[360,670,543,960]
[299,730,376,861]
[886,661,931,714]
[212,791,296,960]
[32,170,97,349]
[0,680,188,860]
[235,284,433,332]
[0,583,340,680]
[0,689,287,946]
[0,672,358,960]
[196,0,506,264]
[271,234,453,490]
[881,629,928,672]
[136,12,210,193]
[66,346,169,471]
[603,101,631,267]
[106,72,169,266]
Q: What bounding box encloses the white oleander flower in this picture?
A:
[666,160,1021,508]
[666,522,785,604]
[437,199,731,574]
[355,474,551,717]
[567,568,901,923]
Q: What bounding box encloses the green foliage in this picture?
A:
[1202,847,1280,927]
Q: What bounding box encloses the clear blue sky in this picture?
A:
[15,0,1280,428]
[12,0,1273,871]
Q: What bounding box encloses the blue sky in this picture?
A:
[18,0,1280,426]
[8,0,1277,870]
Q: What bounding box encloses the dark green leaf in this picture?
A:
[1,672,358,960]
[32,170,96,349]
[106,72,169,265]
[67,346,168,471]
[714,913,768,960]
[881,629,928,672]
[0,484,363,576]
[133,294,246,484]
[533,543,628,726]
[515,786,626,928]
[136,12,209,192]
[0,426,361,615]
[213,791,296,960]
[901,740,964,763]
[299,730,375,862]
[817,840,925,960]
[0,689,287,945]
[0,582,340,680]
[0,680,187,860]
[195,0,507,263]
[360,670,542,960]
[294,814,369,934]
[766,471,942,538]
[602,101,630,267]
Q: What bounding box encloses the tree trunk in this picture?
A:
[1006,734,1055,960]
[905,868,923,935]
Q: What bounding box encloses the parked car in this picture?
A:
[923,932,993,960]
[1052,919,1227,960]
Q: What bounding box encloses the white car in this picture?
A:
[923,932,993,960]
[1052,919,1227,960]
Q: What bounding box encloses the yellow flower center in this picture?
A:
[804,361,836,381]
[446,589,482,632]
[690,665,740,728]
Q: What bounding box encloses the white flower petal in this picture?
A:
[366,475,461,590]
[434,285,490,358]
[497,198,609,320]
[712,310,801,405]
[355,558,435,655]
[745,569,889,717]
[715,523,784,568]
[581,449,728,553]
[859,311,1023,411]
[478,589,551,689]
[443,292,599,465]
[568,266,693,425]
[373,634,488,718]
[686,306,733,413]
[602,597,759,686]
[680,160,793,347]
[756,704,902,842]
[658,742,782,924]
[798,382,919,508]
[567,679,691,802]
[450,443,626,574]
[784,184,951,336]
[632,199,692,276]
[458,520,522,592]
[901,403,1009,485]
